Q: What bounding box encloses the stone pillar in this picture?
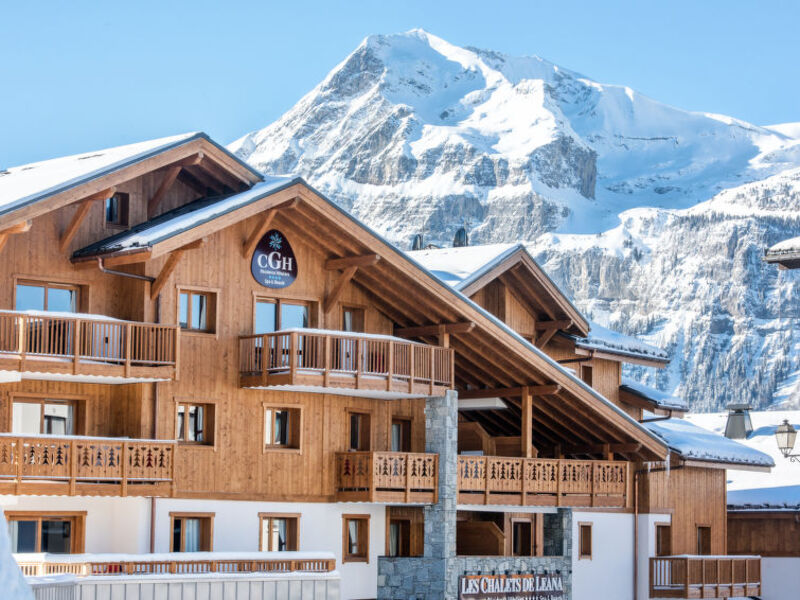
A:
[424,390,458,561]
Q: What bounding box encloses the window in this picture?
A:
[254,298,309,333]
[391,418,411,452]
[12,399,76,435]
[104,192,129,228]
[6,513,84,554]
[264,406,301,450]
[512,521,533,556]
[348,412,371,451]
[579,523,592,559]
[259,514,299,551]
[387,519,411,557]
[696,526,711,555]
[170,513,213,552]
[656,524,672,557]
[179,290,216,333]
[176,402,214,445]
[343,515,369,563]
[581,365,593,387]
[15,281,79,312]
[342,307,365,333]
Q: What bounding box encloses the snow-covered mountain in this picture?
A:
[231,30,800,411]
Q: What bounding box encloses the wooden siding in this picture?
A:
[728,512,800,557]
[639,466,728,555]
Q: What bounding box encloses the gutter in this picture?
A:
[96,258,155,282]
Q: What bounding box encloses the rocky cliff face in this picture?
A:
[231,30,800,410]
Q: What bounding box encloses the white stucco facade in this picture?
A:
[760,557,800,600]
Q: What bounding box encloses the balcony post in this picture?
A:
[17,316,26,371]
[323,335,331,388]
[69,439,76,496]
[121,442,128,497]
[556,459,562,507]
[429,347,435,395]
[369,452,375,503]
[174,326,181,381]
[386,341,394,392]
[261,335,269,386]
[590,462,595,507]
[404,454,410,503]
[15,438,23,495]
[289,332,298,380]
[355,338,362,388]
[408,344,415,394]
[73,321,81,374]
[124,323,132,378]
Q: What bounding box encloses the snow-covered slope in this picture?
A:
[231,30,800,410]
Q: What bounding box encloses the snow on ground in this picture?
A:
[0,510,32,599]
[642,418,774,468]
[686,410,800,508]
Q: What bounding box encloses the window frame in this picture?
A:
[386,518,411,557]
[5,511,86,554]
[655,522,672,557]
[174,400,216,447]
[696,524,712,555]
[341,305,365,333]
[342,514,370,563]
[177,287,219,335]
[169,512,214,552]
[262,404,302,453]
[347,410,372,452]
[580,365,593,387]
[14,279,82,313]
[104,192,130,229]
[390,417,412,453]
[11,397,80,436]
[258,513,300,552]
[253,297,313,333]
[578,522,592,560]
[511,518,533,557]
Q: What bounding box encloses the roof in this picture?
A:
[620,376,688,412]
[73,176,296,258]
[687,410,800,510]
[643,417,774,470]
[765,236,800,268]
[0,132,262,221]
[409,243,589,336]
[564,320,670,365]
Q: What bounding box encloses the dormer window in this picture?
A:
[105,192,129,228]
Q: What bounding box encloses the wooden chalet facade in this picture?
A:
[0,133,771,600]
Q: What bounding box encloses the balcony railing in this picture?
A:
[335,451,439,503]
[240,329,454,396]
[0,434,175,497]
[0,311,178,380]
[16,551,336,577]
[457,456,628,507]
[649,556,761,599]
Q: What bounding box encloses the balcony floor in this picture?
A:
[241,371,450,399]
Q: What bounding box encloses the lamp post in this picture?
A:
[775,419,800,462]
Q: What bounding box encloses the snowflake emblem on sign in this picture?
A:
[269,233,283,250]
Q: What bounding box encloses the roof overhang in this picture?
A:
[680,458,772,473]
[764,250,800,269]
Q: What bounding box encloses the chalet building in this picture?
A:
[0,133,773,600]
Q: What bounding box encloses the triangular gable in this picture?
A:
[0,132,262,230]
[73,176,669,461]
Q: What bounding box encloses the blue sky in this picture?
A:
[1,0,798,167]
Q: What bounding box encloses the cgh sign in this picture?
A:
[459,574,564,600]
[251,229,298,288]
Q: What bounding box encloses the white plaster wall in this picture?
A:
[2,496,386,600]
[761,557,800,600]
[571,511,671,600]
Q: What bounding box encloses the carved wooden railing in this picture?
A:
[335,451,438,503]
[240,329,454,394]
[0,434,175,496]
[457,456,628,507]
[649,556,761,598]
[16,553,336,577]
[0,311,178,376]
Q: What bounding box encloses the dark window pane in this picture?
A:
[192,295,207,330]
[274,518,287,551]
[16,284,45,311]
[177,405,186,441]
[9,520,37,553]
[349,414,360,450]
[173,519,182,552]
[41,520,71,554]
[348,520,359,554]
[274,410,289,445]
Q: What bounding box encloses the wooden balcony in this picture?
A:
[0,434,175,497]
[240,329,454,397]
[16,552,335,577]
[457,456,629,507]
[649,556,761,599]
[335,451,438,503]
[0,311,178,381]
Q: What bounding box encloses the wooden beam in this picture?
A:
[239,198,308,259]
[535,320,573,331]
[0,220,32,254]
[98,250,152,267]
[59,188,115,252]
[521,387,533,458]
[535,327,559,349]
[325,254,380,270]
[150,251,184,300]
[563,443,642,456]
[394,322,476,337]
[458,385,561,399]
[323,265,358,313]
[147,166,182,217]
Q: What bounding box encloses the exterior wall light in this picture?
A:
[775,419,799,462]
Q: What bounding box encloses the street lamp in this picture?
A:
[775,419,799,462]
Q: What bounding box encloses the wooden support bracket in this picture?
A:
[0,220,32,253]
[458,385,561,400]
[59,187,115,252]
[148,239,206,300]
[323,265,358,313]
[325,254,380,270]
[394,322,476,338]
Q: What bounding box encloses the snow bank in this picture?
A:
[643,418,774,468]
[0,509,33,599]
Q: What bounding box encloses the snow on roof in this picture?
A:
[567,320,669,363]
[687,410,800,510]
[642,418,774,469]
[74,176,297,256]
[0,133,201,218]
[620,376,688,411]
[407,243,518,288]
[766,235,800,257]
